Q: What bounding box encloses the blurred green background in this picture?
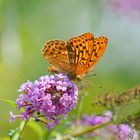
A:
[0,0,140,139]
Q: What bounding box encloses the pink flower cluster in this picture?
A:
[10,74,78,129]
[75,111,138,140]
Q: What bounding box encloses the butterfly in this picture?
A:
[42,32,108,80]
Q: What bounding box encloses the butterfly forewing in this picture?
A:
[67,33,94,77]
[90,37,108,66]
[42,40,71,73]
[77,37,108,77]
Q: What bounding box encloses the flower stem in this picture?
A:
[62,121,113,140]
[11,120,28,140]
[77,94,85,122]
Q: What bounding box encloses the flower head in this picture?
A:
[109,124,139,140]
[9,112,15,122]
[112,0,140,12]
[9,112,23,122]
[10,73,78,129]
[78,110,112,126]
[73,111,138,140]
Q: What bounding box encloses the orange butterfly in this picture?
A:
[42,32,108,80]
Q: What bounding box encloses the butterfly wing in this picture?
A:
[77,37,108,77]
[42,34,108,79]
[66,32,95,78]
[42,40,72,73]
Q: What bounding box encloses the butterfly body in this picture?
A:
[42,32,108,80]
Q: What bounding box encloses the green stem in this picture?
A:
[62,121,112,140]
[77,94,85,122]
[11,120,28,140]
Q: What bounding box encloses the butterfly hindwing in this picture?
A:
[42,40,71,73]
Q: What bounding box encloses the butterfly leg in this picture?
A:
[48,66,58,73]
[76,75,82,81]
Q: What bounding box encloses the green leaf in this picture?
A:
[8,129,16,138]
[10,121,28,140]
[115,100,140,123]
[1,98,16,107]
[51,132,63,140]
[0,136,10,140]
[27,121,46,140]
